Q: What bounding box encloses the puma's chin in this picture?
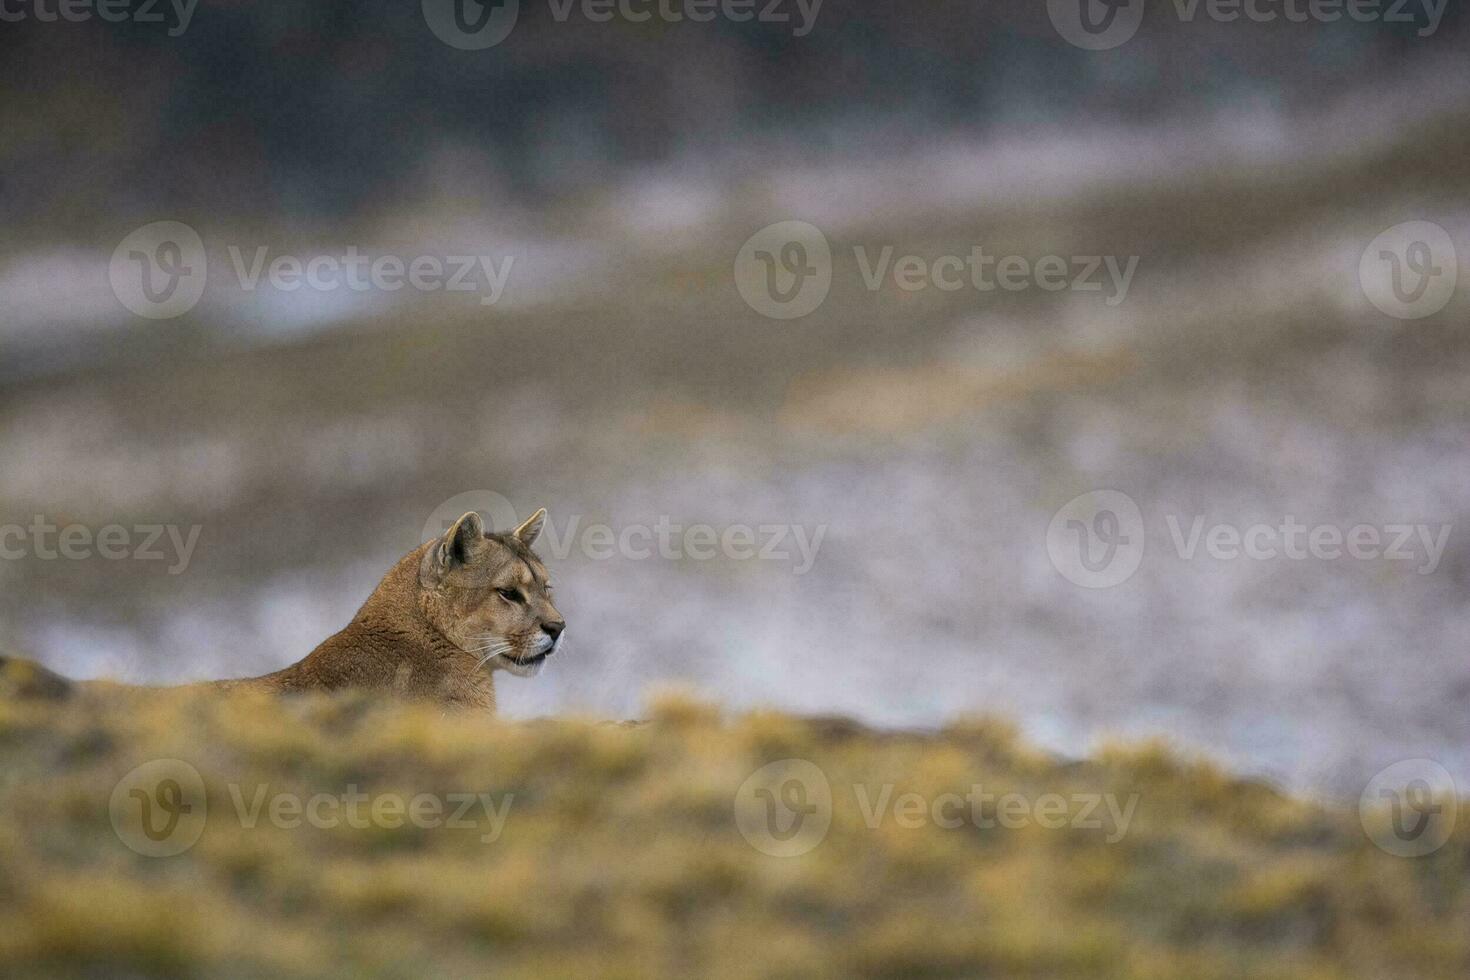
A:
[491,651,549,678]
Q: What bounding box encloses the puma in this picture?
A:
[0,509,565,713]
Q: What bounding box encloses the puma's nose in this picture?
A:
[541,620,565,641]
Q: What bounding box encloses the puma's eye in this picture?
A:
[497,588,523,604]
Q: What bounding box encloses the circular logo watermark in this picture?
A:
[734,758,832,857]
[1047,489,1145,588]
[735,220,832,320]
[109,758,208,857]
[1359,221,1458,320]
[422,490,520,543]
[109,221,208,320]
[422,0,519,50]
[1047,0,1145,51]
[1359,759,1458,857]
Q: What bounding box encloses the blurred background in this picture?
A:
[2,1,1468,796]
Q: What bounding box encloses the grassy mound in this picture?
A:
[0,680,1464,979]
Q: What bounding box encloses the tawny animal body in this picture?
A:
[1,509,564,712]
[224,544,500,708]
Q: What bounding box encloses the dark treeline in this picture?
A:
[1,0,1462,239]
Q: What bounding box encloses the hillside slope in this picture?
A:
[0,676,1464,979]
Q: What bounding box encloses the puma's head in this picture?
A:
[419,508,565,678]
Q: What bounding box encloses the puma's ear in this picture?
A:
[513,508,547,547]
[439,511,486,568]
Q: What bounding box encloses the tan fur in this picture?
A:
[2,510,565,713]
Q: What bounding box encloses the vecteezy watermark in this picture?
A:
[0,516,202,575]
[1047,490,1453,588]
[422,0,822,50]
[734,221,833,320]
[1046,0,1147,50]
[0,0,199,35]
[545,0,821,33]
[853,246,1138,306]
[734,758,1140,857]
[1359,221,1459,320]
[110,222,209,320]
[111,759,516,857]
[1046,490,1148,589]
[227,784,514,844]
[1162,516,1452,574]
[1047,0,1447,50]
[421,0,520,49]
[1359,759,1459,857]
[734,759,833,856]
[226,246,514,307]
[110,759,209,857]
[735,221,1140,320]
[424,491,828,574]
[109,222,516,319]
